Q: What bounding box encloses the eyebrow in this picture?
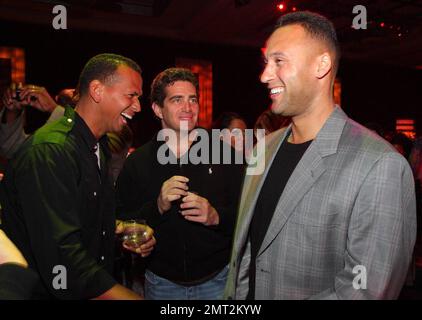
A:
[169,94,197,99]
[268,52,288,59]
[129,91,141,97]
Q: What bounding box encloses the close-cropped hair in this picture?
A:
[77,53,142,97]
[150,68,199,107]
[275,11,341,73]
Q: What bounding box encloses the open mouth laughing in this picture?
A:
[121,112,133,124]
[269,87,285,98]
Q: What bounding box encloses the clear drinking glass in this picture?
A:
[122,219,149,249]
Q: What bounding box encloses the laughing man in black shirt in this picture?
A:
[1,53,155,299]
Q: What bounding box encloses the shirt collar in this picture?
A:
[72,111,100,152]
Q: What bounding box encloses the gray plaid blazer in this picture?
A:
[225,106,416,300]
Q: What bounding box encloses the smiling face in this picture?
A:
[260,24,322,117]
[152,80,199,132]
[100,65,142,133]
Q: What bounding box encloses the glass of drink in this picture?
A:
[122,219,149,249]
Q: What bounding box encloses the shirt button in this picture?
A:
[93,192,97,196]
[67,118,72,123]
[101,256,105,261]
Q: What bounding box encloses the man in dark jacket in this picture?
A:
[1,53,154,299]
[116,68,244,299]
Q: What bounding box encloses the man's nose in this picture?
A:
[260,64,273,84]
[133,97,141,112]
[182,100,192,112]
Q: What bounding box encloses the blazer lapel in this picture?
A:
[233,128,290,253]
[258,106,348,256]
[258,143,326,256]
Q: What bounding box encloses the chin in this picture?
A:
[177,121,195,131]
[111,124,124,133]
[271,102,289,115]
[270,105,283,115]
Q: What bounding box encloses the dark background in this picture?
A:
[1,1,422,147]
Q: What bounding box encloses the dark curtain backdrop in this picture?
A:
[1,20,421,146]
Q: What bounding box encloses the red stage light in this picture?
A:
[380,22,385,27]
[277,3,285,11]
[292,7,297,11]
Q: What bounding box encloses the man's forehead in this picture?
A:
[272,24,307,38]
[115,65,142,87]
[264,24,308,54]
[114,64,139,78]
[165,81,197,96]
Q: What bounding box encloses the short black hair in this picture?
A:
[275,11,340,74]
[213,112,246,130]
[77,53,142,97]
[151,68,199,107]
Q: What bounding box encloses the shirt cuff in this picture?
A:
[82,268,117,299]
[0,264,39,300]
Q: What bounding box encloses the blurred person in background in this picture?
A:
[213,111,247,152]
[253,108,290,141]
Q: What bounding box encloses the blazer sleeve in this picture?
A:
[310,152,416,300]
[235,238,251,299]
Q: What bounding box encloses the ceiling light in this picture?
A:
[277,3,285,11]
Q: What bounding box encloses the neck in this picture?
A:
[165,129,197,158]
[75,101,103,140]
[289,94,335,144]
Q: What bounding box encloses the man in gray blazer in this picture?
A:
[225,11,416,300]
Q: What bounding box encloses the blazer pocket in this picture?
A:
[289,209,344,227]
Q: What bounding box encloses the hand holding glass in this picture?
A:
[122,219,149,249]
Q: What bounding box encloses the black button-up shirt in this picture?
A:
[116,133,245,283]
[0,109,117,299]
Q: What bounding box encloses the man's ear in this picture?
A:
[316,52,332,79]
[152,102,163,120]
[89,80,104,103]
